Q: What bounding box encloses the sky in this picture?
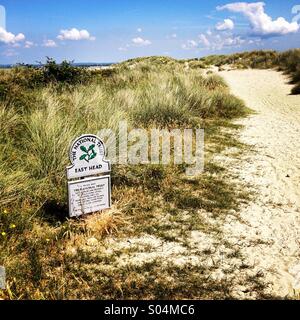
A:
[0,0,300,64]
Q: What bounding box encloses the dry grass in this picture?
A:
[84,208,126,238]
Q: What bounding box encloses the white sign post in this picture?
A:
[66,134,111,218]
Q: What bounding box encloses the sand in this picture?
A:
[219,69,300,297]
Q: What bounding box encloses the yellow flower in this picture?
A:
[3,209,8,214]
[9,224,16,229]
[46,238,50,242]
[1,232,6,237]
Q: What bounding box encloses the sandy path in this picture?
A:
[219,69,300,297]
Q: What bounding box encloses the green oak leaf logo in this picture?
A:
[79,144,97,163]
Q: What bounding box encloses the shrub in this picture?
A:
[0,59,91,99]
[42,58,90,85]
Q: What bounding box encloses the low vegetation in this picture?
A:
[277,50,300,94]
[200,50,278,69]
[0,58,255,299]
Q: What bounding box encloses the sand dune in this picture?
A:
[219,69,300,297]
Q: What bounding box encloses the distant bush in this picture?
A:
[40,58,88,84]
[0,58,91,90]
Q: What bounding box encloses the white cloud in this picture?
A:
[43,39,57,47]
[24,41,34,49]
[2,49,18,57]
[0,27,25,44]
[132,37,152,46]
[15,34,25,42]
[182,33,246,51]
[199,34,210,47]
[223,36,245,46]
[217,2,299,37]
[188,32,246,51]
[248,38,263,46]
[182,40,198,50]
[118,47,128,51]
[11,43,21,48]
[217,35,245,49]
[57,28,96,41]
[137,28,142,33]
[166,33,177,40]
[216,18,235,31]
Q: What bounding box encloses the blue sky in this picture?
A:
[0,0,300,63]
